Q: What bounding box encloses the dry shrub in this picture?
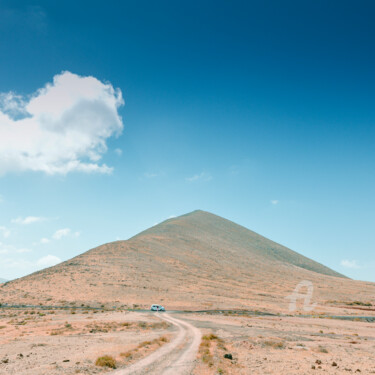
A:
[202,333,218,341]
[263,340,285,349]
[139,340,152,347]
[121,335,170,361]
[120,351,132,358]
[317,345,329,353]
[95,355,117,369]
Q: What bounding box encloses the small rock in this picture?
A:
[1,359,9,364]
[312,365,316,369]
[332,362,338,366]
[316,360,322,364]
[62,359,70,362]
[224,353,233,360]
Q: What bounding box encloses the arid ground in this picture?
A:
[1,211,375,374]
[0,308,375,374]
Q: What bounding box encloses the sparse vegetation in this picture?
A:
[346,301,372,307]
[119,335,170,364]
[95,355,117,369]
[263,340,286,349]
[317,345,329,353]
[198,332,230,370]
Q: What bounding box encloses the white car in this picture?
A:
[150,304,165,311]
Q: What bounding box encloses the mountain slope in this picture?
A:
[1,210,374,312]
[132,210,345,278]
[0,278,7,284]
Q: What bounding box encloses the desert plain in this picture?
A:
[0,306,375,374]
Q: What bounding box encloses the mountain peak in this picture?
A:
[1,210,363,311]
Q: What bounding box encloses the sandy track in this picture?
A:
[112,313,201,375]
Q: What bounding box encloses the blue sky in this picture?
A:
[0,0,374,281]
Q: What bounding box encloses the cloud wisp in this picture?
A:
[0,226,10,238]
[0,243,32,254]
[36,255,61,268]
[1,254,61,278]
[0,71,124,176]
[52,228,71,240]
[185,172,212,182]
[340,259,361,269]
[11,216,46,225]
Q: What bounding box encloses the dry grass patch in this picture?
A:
[119,335,171,365]
[95,355,117,369]
[262,339,286,349]
[85,320,170,334]
[196,332,234,374]
[316,345,329,353]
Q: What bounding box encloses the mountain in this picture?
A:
[0,278,7,284]
[1,210,374,312]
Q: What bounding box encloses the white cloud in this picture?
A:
[40,238,50,244]
[0,243,31,254]
[0,92,28,118]
[52,228,71,240]
[0,226,10,238]
[340,259,361,269]
[0,253,60,279]
[271,200,279,205]
[15,248,32,253]
[11,216,46,225]
[185,172,212,182]
[114,148,122,156]
[36,254,61,268]
[0,71,124,176]
[1,258,33,270]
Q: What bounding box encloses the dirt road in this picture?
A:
[112,313,201,375]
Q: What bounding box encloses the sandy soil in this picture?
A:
[189,312,375,374]
[0,309,174,375]
[1,308,374,374]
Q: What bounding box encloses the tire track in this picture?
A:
[112,313,201,375]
